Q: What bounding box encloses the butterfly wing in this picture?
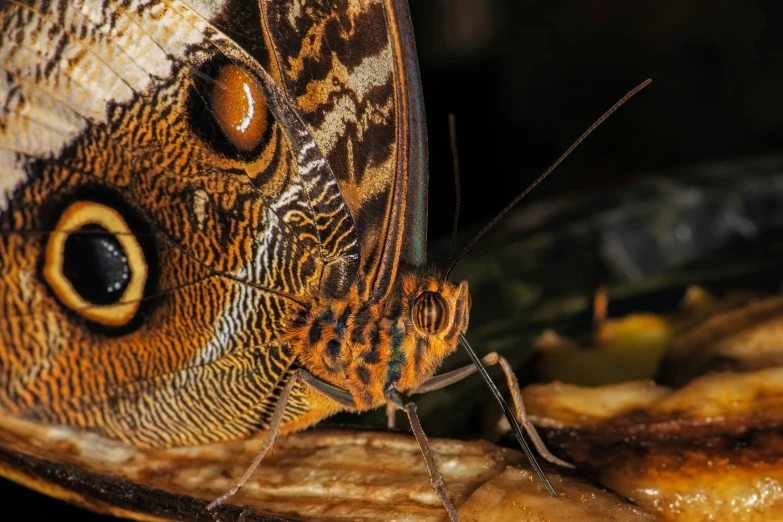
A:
[0,0,428,516]
[0,0,425,451]
[259,0,428,300]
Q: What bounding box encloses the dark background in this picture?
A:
[413,0,783,257]
[7,0,783,519]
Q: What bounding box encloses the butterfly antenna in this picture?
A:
[458,333,558,496]
[443,113,462,278]
[444,79,652,279]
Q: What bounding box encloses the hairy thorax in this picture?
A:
[289,270,471,411]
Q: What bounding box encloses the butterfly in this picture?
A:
[0,0,581,519]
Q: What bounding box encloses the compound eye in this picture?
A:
[412,291,449,335]
[43,201,147,327]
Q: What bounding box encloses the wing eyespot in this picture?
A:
[188,59,272,159]
[43,201,147,327]
[211,64,269,153]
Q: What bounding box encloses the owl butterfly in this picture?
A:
[0,0,584,519]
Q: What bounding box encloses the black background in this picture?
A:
[6,0,783,519]
[413,0,783,258]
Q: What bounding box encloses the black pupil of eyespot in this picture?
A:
[62,224,131,305]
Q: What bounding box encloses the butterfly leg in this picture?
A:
[206,369,304,511]
[388,390,460,522]
[414,353,574,469]
[386,402,397,429]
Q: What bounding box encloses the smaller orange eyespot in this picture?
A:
[412,291,449,335]
[210,64,268,153]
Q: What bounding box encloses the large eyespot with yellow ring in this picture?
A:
[412,291,450,336]
[43,201,147,327]
[188,59,272,159]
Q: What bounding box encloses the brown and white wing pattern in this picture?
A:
[261,0,428,300]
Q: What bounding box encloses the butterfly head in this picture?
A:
[291,270,470,410]
[398,271,472,385]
